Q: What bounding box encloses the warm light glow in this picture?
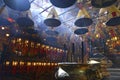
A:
[12,40,16,43]
[60,49,63,52]
[54,63,58,66]
[32,62,36,66]
[27,62,31,66]
[6,61,10,65]
[12,61,18,66]
[47,63,50,66]
[31,42,34,47]
[25,40,29,43]
[51,63,54,66]
[116,41,120,44]
[38,62,42,65]
[79,70,84,73]
[6,34,10,37]
[46,46,49,49]
[20,61,24,66]
[37,43,40,46]
[102,22,106,25]
[114,36,118,40]
[88,60,100,64]
[95,34,100,38]
[54,48,57,50]
[18,38,22,42]
[104,11,108,14]
[42,45,45,48]
[107,39,110,42]
[57,48,60,51]
[106,42,108,45]
[43,63,46,66]
[1,27,5,30]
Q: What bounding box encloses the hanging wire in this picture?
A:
[30,0,36,3]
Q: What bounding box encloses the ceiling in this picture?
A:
[0,0,120,52]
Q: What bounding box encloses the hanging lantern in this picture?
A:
[74,3,93,27]
[44,8,61,27]
[91,0,117,8]
[3,0,30,11]
[50,0,77,8]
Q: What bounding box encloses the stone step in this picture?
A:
[107,68,120,80]
[110,72,120,76]
[107,68,120,72]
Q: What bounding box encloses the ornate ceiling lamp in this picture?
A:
[3,0,30,11]
[74,1,93,27]
[99,5,120,26]
[44,8,61,28]
[91,0,117,8]
[50,0,77,8]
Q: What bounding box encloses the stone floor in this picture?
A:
[0,68,120,80]
[107,68,120,80]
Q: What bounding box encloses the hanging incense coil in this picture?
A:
[106,16,120,26]
[3,0,30,11]
[44,8,61,27]
[50,0,77,8]
[74,28,88,35]
[74,7,93,27]
[75,18,93,27]
[44,18,61,27]
[91,0,117,8]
